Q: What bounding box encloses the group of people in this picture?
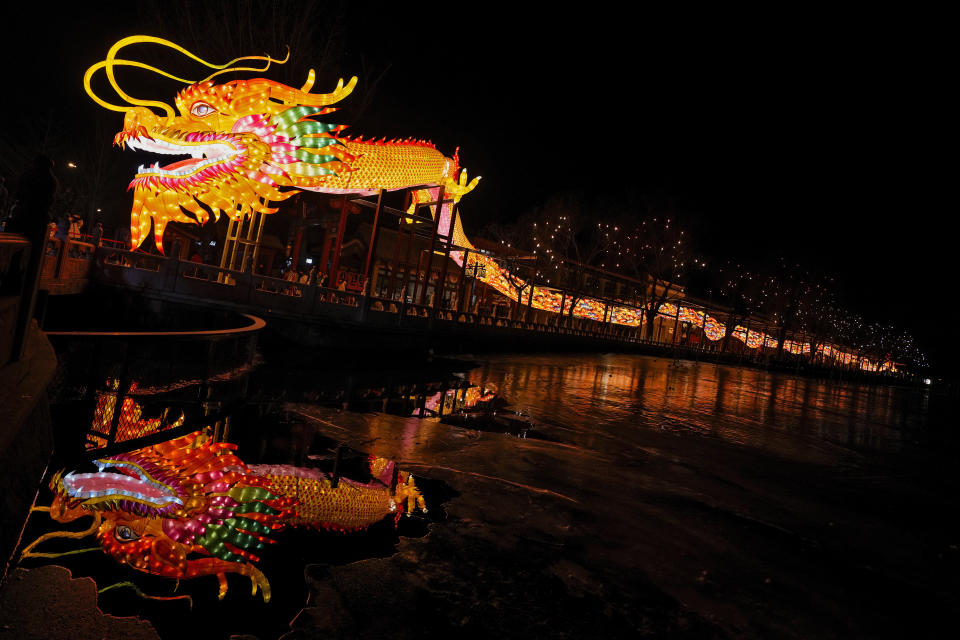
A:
[45,215,104,245]
[276,264,354,297]
[281,264,328,287]
[1,169,106,249]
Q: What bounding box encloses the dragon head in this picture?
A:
[85,36,358,253]
[36,432,292,601]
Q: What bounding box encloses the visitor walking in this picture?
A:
[54,217,69,242]
[68,213,83,239]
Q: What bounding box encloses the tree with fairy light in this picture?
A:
[481,219,537,320]
[844,315,881,371]
[708,262,772,353]
[764,259,819,360]
[860,322,898,372]
[527,193,615,326]
[795,277,838,365]
[859,323,925,374]
[893,331,927,372]
[612,214,692,341]
[829,308,864,368]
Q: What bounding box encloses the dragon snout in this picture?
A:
[114,107,165,147]
[48,493,87,523]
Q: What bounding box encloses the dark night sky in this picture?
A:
[2,3,954,369]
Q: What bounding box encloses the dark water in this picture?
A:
[17,351,960,639]
[451,356,960,635]
[467,354,944,458]
[278,353,960,638]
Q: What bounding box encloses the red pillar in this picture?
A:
[329,197,350,286]
[362,190,385,294]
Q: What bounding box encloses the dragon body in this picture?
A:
[27,432,425,601]
[112,81,474,254]
[81,36,475,256]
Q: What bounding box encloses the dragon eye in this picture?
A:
[190,102,215,117]
[114,525,140,542]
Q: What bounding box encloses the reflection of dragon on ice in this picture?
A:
[22,432,426,601]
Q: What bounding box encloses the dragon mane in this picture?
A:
[52,432,293,566]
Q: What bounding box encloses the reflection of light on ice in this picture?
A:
[422,392,443,414]
[88,378,184,449]
[401,462,580,504]
[410,386,497,417]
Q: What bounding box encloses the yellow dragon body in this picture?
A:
[83,36,476,255]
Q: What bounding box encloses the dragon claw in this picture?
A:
[216,573,229,600]
[394,473,428,517]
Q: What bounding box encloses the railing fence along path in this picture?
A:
[47,243,906,379]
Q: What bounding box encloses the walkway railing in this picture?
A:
[89,245,755,358]
[84,244,908,379]
[37,236,97,295]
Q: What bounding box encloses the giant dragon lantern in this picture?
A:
[82,35,879,366]
[84,35,478,273]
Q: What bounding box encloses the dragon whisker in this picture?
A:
[19,513,102,560]
[99,581,194,609]
[19,547,103,560]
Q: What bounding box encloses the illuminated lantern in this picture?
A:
[23,432,427,601]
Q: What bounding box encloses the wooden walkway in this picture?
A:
[87,244,716,357]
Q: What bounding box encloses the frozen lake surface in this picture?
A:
[11,352,959,639]
[279,353,960,638]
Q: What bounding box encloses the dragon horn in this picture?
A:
[262,76,358,108]
[301,69,316,92]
